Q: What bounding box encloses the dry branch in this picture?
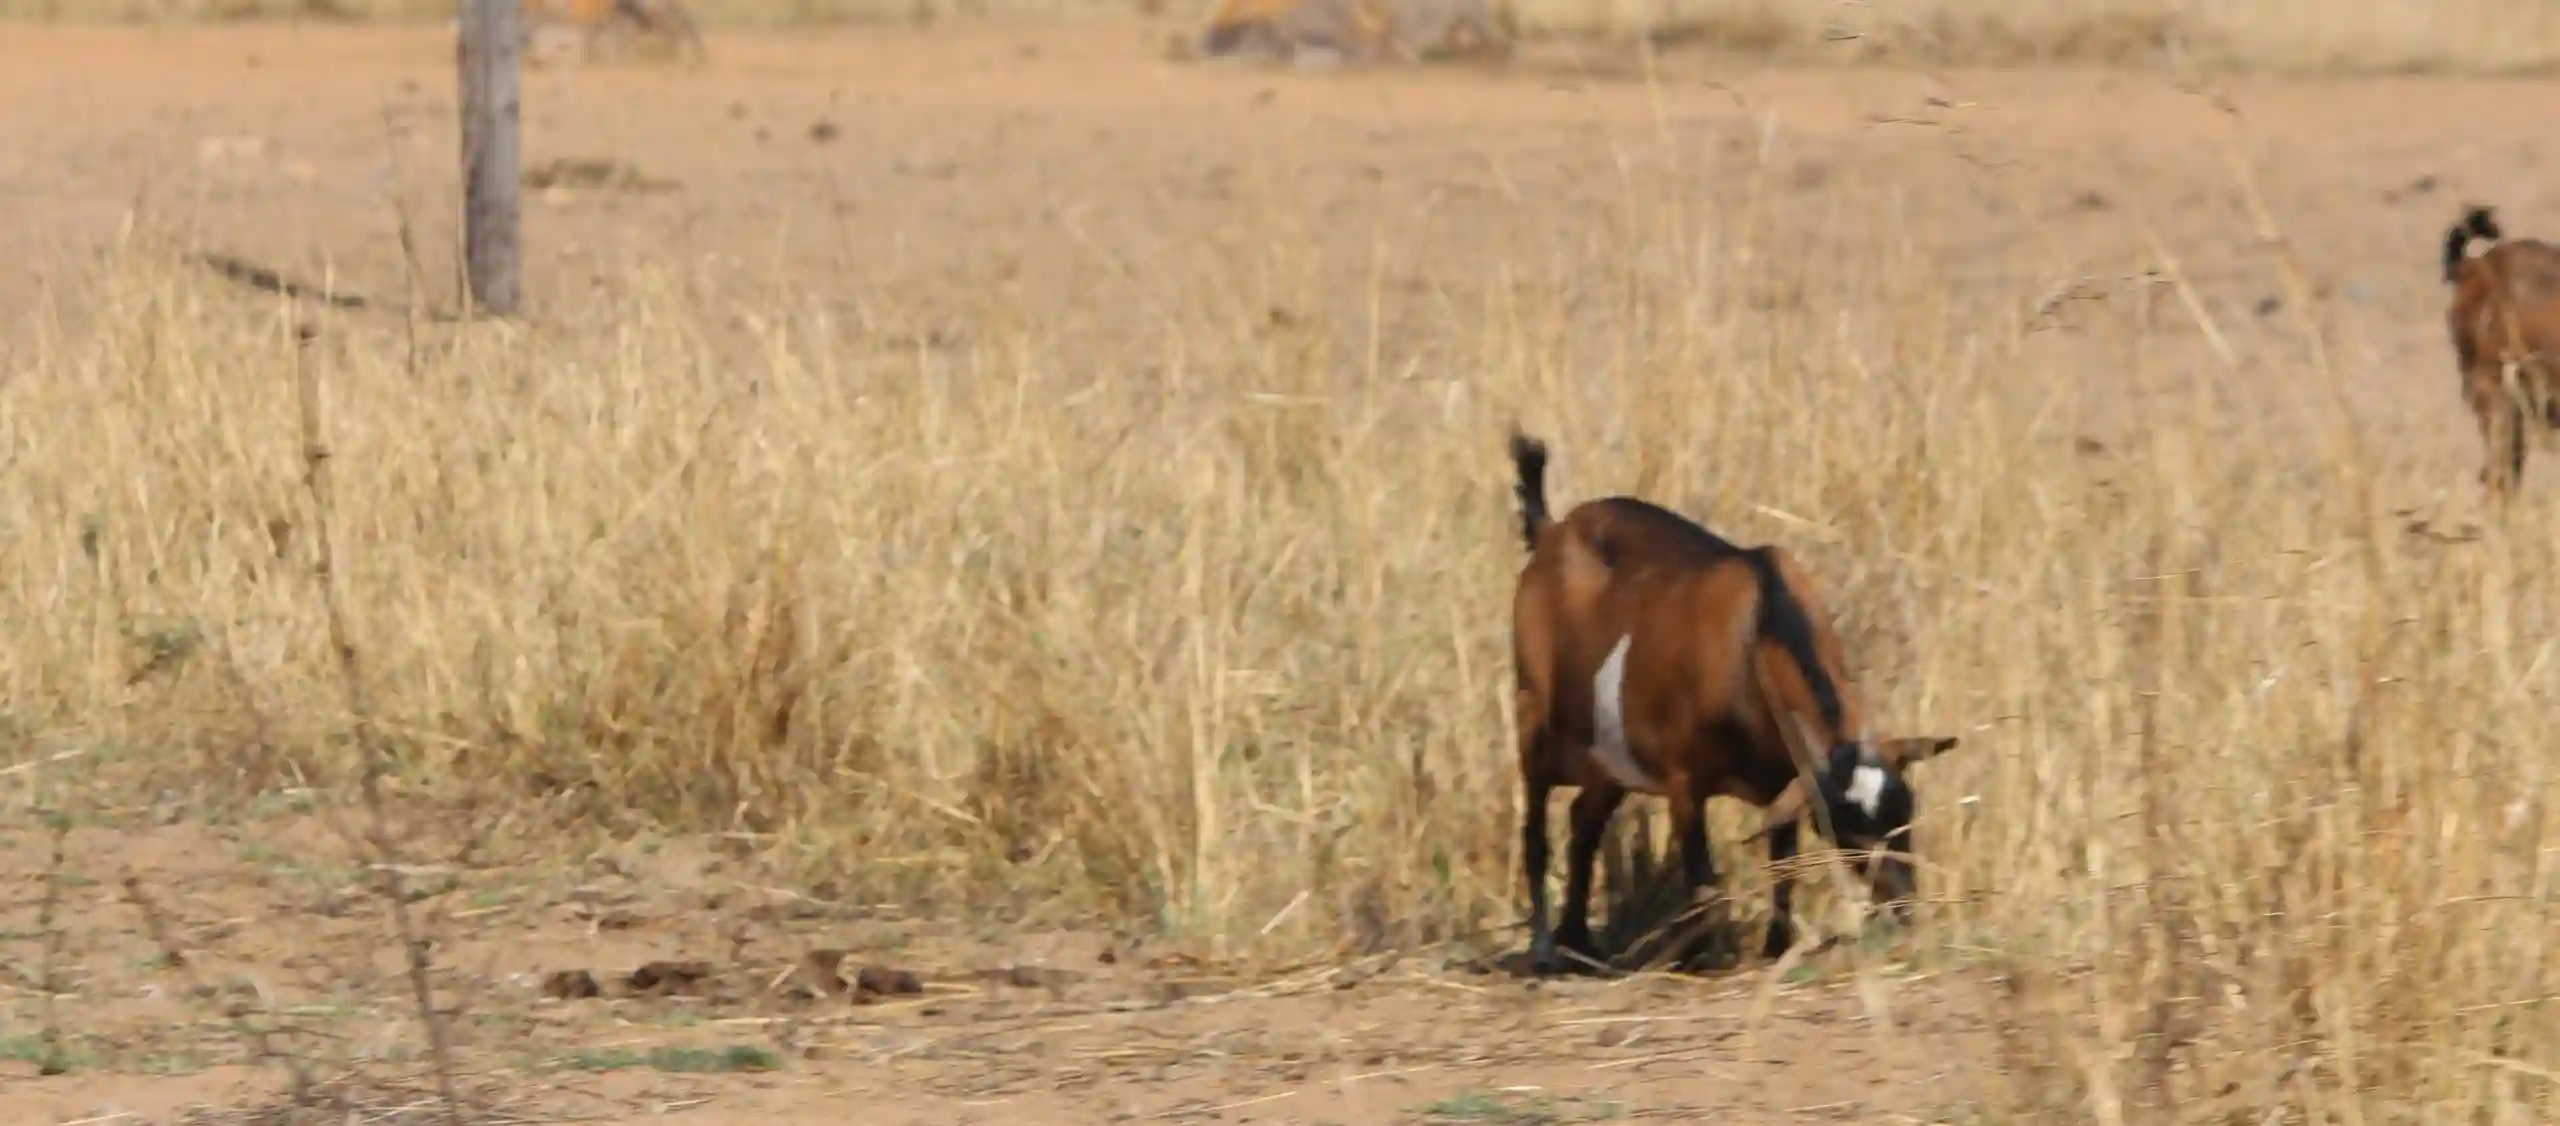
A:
[290,325,466,1126]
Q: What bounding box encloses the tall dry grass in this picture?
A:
[11,0,2560,74]
[3,71,2558,1123]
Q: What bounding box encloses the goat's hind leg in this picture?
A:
[1521,770,1560,974]
[1554,782,1626,970]
[2475,369,2528,501]
[1518,697,1570,976]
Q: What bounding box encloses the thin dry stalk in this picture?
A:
[289,324,465,1126]
[33,808,72,1076]
[2129,535,2194,1121]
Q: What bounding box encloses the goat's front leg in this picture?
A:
[1668,782,1720,899]
[1761,818,1803,961]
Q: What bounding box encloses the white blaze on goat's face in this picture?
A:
[1845,722,1887,816]
[1845,762,1888,817]
[1590,634,1664,794]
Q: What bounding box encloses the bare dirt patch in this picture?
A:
[0,813,1994,1124]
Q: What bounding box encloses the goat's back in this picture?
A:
[1511,496,1855,764]
[2453,239,2560,363]
[1513,496,1743,691]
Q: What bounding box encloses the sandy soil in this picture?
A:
[0,814,1998,1125]
[4,19,2557,1124]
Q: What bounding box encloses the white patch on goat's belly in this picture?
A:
[1846,763,1887,817]
[1590,635,1664,794]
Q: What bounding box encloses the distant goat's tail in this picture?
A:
[1508,430,1551,553]
[2446,204,2504,283]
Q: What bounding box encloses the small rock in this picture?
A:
[627,960,714,996]
[852,965,923,1003]
[542,969,602,1000]
[1002,964,1085,990]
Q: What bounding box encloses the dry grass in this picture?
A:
[13,0,2560,74]
[5,37,2560,1123]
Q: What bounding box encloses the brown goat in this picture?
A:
[2445,204,2560,500]
[1506,432,1960,973]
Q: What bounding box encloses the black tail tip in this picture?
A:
[2464,204,2503,241]
[1508,429,1551,551]
[1508,429,1549,470]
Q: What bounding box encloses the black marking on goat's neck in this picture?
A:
[1740,547,1847,737]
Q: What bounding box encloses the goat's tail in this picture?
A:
[1508,429,1552,553]
[2446,204,2504,283]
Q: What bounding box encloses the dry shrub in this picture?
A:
[1504,0,2560,74]
[1187,0,1514,66]
[1880,6,2199,67]
[521,0,708,66]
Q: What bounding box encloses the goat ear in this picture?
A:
[1879,735,1961,765]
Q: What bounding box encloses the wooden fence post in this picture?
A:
[458,0,523,316]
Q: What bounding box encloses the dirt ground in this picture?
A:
[6,19,2552,466]
[4,18,2558,1125]
[0,812,1997,1125]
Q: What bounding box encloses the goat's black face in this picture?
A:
[1818,742,1920,912]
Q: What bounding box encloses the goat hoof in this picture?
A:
[1760,928,1797,962]
[1554,928,1599,964]
[1530,947,1589,977]
[1526,936,1563,977]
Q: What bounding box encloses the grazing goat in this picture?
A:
[2444,204,2560,500]
[1505,432,1960,972]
